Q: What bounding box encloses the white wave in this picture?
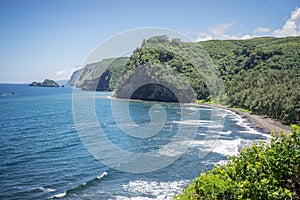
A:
[183,106,199,111]
[205,124,224,129]
[206,130,232,135]
[219,130,232,135]
[118,180,187,200]
[187,138,241,157]
[157,148,183,157]
[172,120,212,126]
[97,171,108,179]
[172,120,224,129]
[215,159,229,166]
[157,136,248,158]
[208,138,241,156]
[157,135,243,157]
[196,132,206,136]
[157,139,205,157]
[213,113,227,118]
[227,110,272,139]
[52,191,66,198]
[39,186,56,192]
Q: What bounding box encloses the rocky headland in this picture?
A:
[29,79,59,87]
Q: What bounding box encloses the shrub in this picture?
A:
[175,125,300,200]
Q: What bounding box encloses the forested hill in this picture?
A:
[200,37,300,124]
[115,36,300,124]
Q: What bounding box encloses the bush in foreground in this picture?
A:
[175,125,300,200]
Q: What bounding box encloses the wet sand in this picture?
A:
[197,103,291,134]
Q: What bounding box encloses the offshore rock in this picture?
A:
[29,79,59,87]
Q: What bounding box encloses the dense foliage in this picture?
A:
[200,37,300,124]
[175,125,300,200]
[119,36,300,124]
[72,36,299,123]
[106,57,130,89]
[118,36,222,101]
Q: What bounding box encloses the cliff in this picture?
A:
[115,35,300,123]
[66,70,80,86]
[80,70,112,91]
[67,35,299,123]
[67,57,129,90]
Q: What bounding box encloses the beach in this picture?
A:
[197,103,291,135]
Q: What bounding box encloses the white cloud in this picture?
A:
[254,26,270,33]
[55,67,81,80]
[208,22,236,37]
[196,22,251,41]
[196,7,300,42]
[196,32,213,41]
[241,34,252,40]
[273,7,300,37]
[56,70,68,76]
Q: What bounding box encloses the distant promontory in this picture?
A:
[29,79,59,87]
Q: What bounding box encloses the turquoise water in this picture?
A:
[0,84,270,199]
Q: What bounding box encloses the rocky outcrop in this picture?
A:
[81,70,112,91]
[131,83,178,102]
[29,81,42,87]
[29,79,59,87]
[66,69,80,86]
[42,79,59,87]
[115,65,196,103]
[67,57,129,90]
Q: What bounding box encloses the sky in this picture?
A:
[0,0,299,83]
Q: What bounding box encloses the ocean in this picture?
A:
[0,84,271,199]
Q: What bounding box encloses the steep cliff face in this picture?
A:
[131,83,178,102]
[80,70,112,91]
[114,35,208,103]
[66,69,80,86]
[67,57,129,90]
[114,64,196,103]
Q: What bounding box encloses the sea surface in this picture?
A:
[0,84,271,199]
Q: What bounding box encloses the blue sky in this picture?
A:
[0,0,299,83]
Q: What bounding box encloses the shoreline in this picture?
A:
[106,94,291,135]
[196,102,291,134]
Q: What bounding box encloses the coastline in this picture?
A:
[196,102,291,134]
[110,95,291,134]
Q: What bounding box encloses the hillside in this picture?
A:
[68,57,129,90]
[115,36,222,103]
[200,37,300,124]
[114,36,300,124]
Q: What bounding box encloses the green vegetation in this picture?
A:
[117,35,222,102]
[72,57,129,90]
[175,125,300,200]
[200,37,300,124]
[117,36,300,124]
[106,57,131,89]
[69,35,299,123]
